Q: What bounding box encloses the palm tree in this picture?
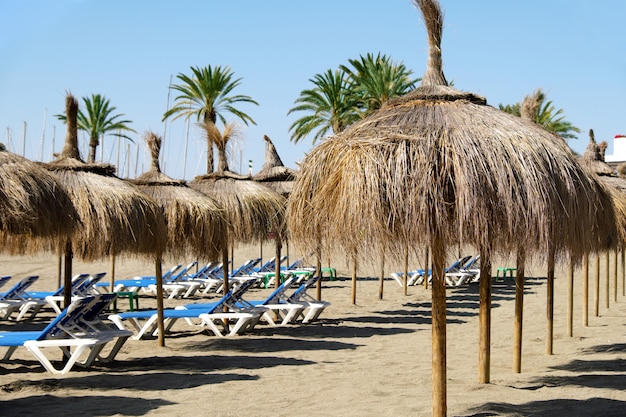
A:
[499,89,581,141]
[288,54,417,144]
[56,94,135,163]
[162,65,258,174]
[341,52,418,116]
[288,69,360,144]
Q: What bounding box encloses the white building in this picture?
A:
[603,134,626,168]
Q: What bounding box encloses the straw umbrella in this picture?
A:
[132,131,226,260]
[253,135,297,197]
[579,130,626,320]
[40,94,166,327]
[0,143,78,254]
[286,1,613,415]
[190,123,286,293]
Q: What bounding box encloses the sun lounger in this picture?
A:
[100,263,182,293]
[0,294,132,374]
[445,256,481,286]
[232,274,305,326]
[0,275,42,320]
[285,275,330,323]
[109,277,265,339]
[44,272,108,314]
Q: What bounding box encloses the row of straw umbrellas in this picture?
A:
[286,1,625,416]
[2,1,625,415]
[0,92,290,348]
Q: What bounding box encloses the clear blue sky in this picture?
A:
[1,0,625,180]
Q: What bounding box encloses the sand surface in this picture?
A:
[1,246,625,416]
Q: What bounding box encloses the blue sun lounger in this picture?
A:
[0,294,132,374]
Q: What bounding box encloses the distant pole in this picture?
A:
[100,133,104,162]
[5,127,11,151]
[126,143,131,178]
[594,253,600,316]
[39,108,47,161]
[116,130,121,175]
[134,143,140,178]
[21,121,27,157]
[51,125,56,160]
[183,113,190,179]
[163,74,172,139]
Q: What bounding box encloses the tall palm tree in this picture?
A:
[341,52,418,116]
[162,65,258,174]
[288,54,417,144]
[499,89,581,141]
[288,69,360,144]
[56,94,135,163]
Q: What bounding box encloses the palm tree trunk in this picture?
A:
[207,142,215,173]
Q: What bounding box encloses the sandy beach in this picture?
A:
[1,246,625,417]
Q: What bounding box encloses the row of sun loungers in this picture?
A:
[390,255,481,288]
[0,260,330,374]
[108,271,330,339]
[0,272,107,321]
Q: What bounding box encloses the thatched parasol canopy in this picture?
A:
[286,1,614,415]
[0,143,78,253]
[40,94,166,261]
[253,135,297,197]
[131,131,226,261]
[189,122,287,292]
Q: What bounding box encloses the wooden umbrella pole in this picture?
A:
[513,248,525,373]
[594,253,600,317]
[403,244,409,296]
[604,252,610,309]
[351,250,357,305]
[316,246,322,301]
[546,243,555,355]
[110,254,116,294]
[582,252,589,327]
[63,240,73,309]
[57,255,62,289]
[379,253,384,300]
[622,248,625,297]
[567,259,574,337]
[478,246,492,383]
[424,246,430,290]
[613,248,618,302]
[430,236,446,417]
[155,253,165,347]
[274,237,282,290]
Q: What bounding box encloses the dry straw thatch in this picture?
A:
[40,93,167,260]
[131,131,226,261]
[287,7,613,264]
[253,135,297,197]
[0,143,78,254]
[189,125,286,245]
[286,0,615,415]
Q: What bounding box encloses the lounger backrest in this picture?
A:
[263,276,295,305]
[0,275,11,289]
[447,256,472,272]
[74,272,106,296]
[36,296,98,340]
[210,278,259,312]
[462,256,480,270]
[161,264,183,281]
[1,275,39,300]
[166,261,197,283]
[286,275,320,303]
